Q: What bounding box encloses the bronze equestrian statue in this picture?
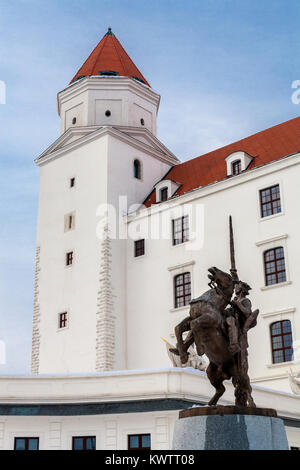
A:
[170,217,259,407]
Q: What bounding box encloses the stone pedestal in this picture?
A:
[172,406,289,450]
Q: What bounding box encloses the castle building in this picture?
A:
[0,29,300,450]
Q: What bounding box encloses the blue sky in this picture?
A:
[0,0,299,374]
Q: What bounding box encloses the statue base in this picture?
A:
[172,406,289,450]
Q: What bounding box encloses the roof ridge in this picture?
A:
[90,33,108,75]
[143,116,300,206]
[182,116,300,167]
[111,34,126,76]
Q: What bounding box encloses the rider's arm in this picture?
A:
[232,298,252,317]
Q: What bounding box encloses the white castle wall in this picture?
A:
[126,153,300,391]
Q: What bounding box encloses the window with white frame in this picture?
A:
[264,247,286,286]
[260,184,281,218]
[174,272,191,308]
[172,215,189,245]
[270,320,293,363]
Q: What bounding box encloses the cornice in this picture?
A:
[35,126,179,167]
[115,126,180,162]
[126,151,300,223]
[57,76,161,115]
[255,234,288,247]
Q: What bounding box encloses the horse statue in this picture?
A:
[170,218,259,407]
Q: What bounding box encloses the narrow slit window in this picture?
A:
[66,251,73,266]
[134,159,141,179]
[64,212,75,232]
[134,239,145,257]
[59,312,68,329]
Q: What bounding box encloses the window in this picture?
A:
[70,177,75,188]
[128,434,151,450]
[99,70,119,77]
[64,212,75,232]
[174,272,191,308]
[260,185,281,218]
[105,110,111,117]
[72,436,96,451]
[66,251,73,266]
[264,247,286,286]
[59,312,68,329]
[172,216,189,245]
[231,160,242,175]
[140,118,145,126]
[72,117,76,125]
[160,187,168,202]
[134,239,145,257]
[134,159,141,179]
[14,437,39,450]
[270,320,293,364]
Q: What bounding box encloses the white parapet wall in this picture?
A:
[0,369,299,450]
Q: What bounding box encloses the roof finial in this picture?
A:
[107,27,114,36]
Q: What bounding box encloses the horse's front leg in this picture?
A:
[170,316,191,364]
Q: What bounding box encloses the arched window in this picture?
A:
[270,320,293,363]
[264,247,286,286]
[231,160,242,175]
[134,159,141,179]
[174,272,191,308]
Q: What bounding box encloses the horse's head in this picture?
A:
[208,266,235,299]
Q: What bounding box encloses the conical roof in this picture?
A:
[70,28,150,87]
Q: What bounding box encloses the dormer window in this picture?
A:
[99,70,119,77]
[132,76,147,85]
[160,187,168,202]
[134,159,142,179]
[225,151,254,177]
[232,160,242,175]
[154,179,180,203]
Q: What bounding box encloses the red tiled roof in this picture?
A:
[70,28,150,87]
[145,116,300,206]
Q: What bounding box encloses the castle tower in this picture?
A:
[31,29,179,374]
